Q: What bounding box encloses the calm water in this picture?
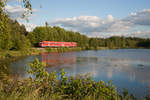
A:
[10,49,150,98]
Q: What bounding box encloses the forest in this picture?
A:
[0,14,150,51]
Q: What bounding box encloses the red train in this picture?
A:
[40,41,77,47]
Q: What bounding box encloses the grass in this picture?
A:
[0,47,83,59]
[45,47,82,52]
[0,50,31,59]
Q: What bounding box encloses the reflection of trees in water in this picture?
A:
[10,56,34,79]
[42,52,99,77]
[72,56,99,77]
[42,51,150,84]
[42,52,99,67]
[0,57,30,80]
[42,52,77,67]
[77,57,98,63]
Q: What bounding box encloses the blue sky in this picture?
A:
[30,0,150,24]
[6,0,150,38]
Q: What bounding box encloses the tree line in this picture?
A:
[0,13,31,51]
[89,36,150,49]
[0,15,150,51]
[28,23,150,49]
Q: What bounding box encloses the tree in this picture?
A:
[0,12,13,50]
[89,38,99,49]
[0,0,32,50]
[20,24,28,36]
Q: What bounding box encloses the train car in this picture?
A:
[40,41,77,47]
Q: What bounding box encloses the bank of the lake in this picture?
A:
[0,47,84,59]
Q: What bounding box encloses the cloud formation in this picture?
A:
[6,0,22,2]
[50,9,150,38]
[50,15,133,33]
[125,9,150,25]
[20,23,37,31]
[5,4,150,38]
[5,4,36,20]
[127,31,150,38]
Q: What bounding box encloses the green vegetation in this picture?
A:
[1,0,150,52]
[0,60,11,80]
[0,0,32,51]
[27,25,150,49]
[0,14,31,51]
[1,3,150,59]
[88,37,150,49]
[1,16,150,59]
[27,26,89,47]
[2,58,150,100]
[45,47,82,52]
[0,50,32,59]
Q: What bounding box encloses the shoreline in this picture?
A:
[0,47,82,60]
[0,47,149,60]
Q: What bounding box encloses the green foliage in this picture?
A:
[0,61,11,80]
[0,0,31,51]
[89,38,99,49]
[27,26,89,48]
[0,50,33,59]
[28,25,150,50]
[89,36,150,49]
[28,58,48,82]
[45,47,82,53]
[0,13,31,51]
[0,10,12,50]
[1,0,150,52]
[12,34,31,50]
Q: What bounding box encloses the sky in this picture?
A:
[5,0,150,38]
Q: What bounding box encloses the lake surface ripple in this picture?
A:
[10,49,150,98]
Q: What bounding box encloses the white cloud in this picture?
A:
[106,14,114,22]
[125,9,150,25]
[5,4,36,20]
[20,23,37,32]
[50,9,150,38]
[51,16,101,28]
[107,20,133,32]
[50,15,133,36]
[127,31,150,38]
[6,0,22,2]
[4,4,38,32]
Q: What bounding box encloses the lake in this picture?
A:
[10,49,150,99]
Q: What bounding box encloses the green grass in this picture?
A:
[0,50,31,59]
[0,47,83,59]
[45,47,82,53]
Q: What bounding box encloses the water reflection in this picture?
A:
[9,49,150,98]
[42,52,76,67]
[30,50,150,85]
[101,57,150,84]
[41,52,99,77]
